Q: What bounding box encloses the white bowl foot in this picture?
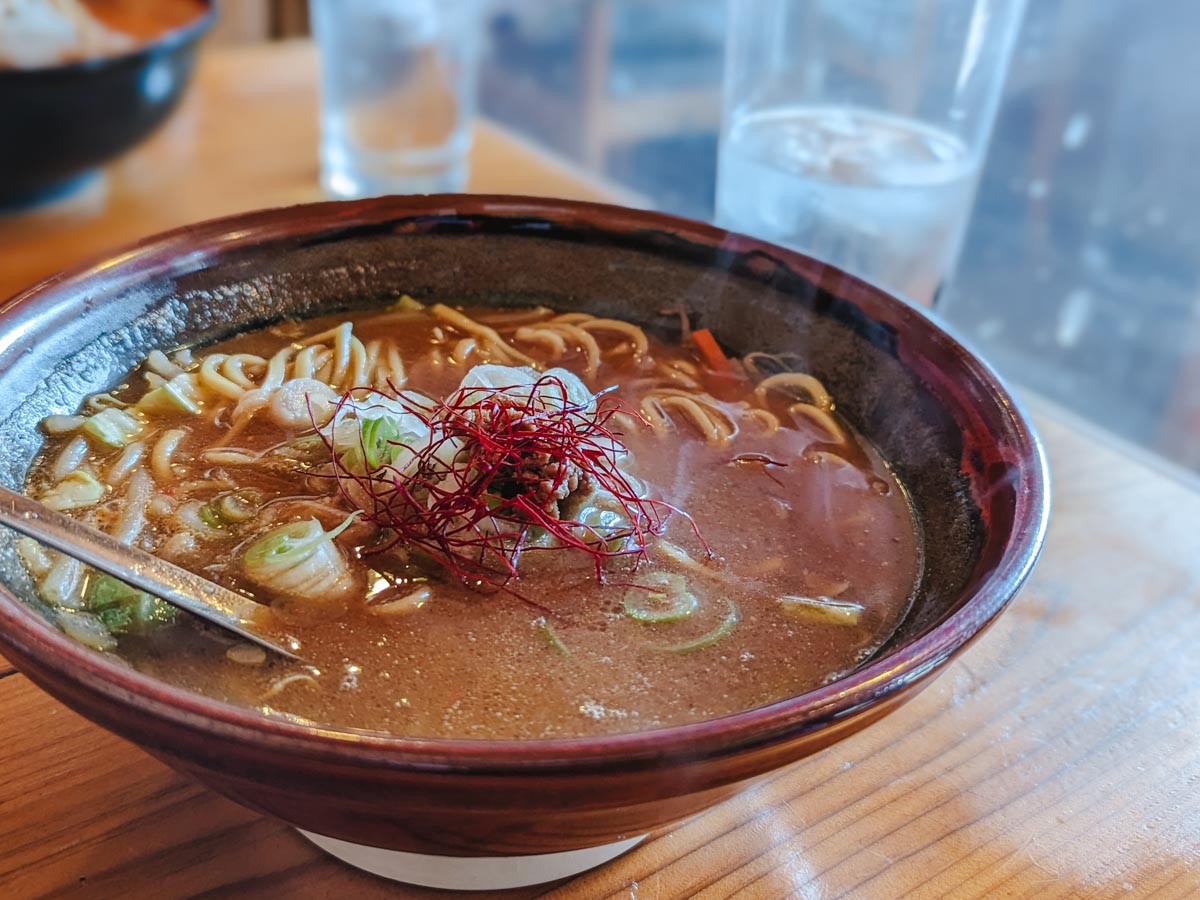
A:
[299,830,647,890]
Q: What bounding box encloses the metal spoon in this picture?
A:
[0,484,300,660]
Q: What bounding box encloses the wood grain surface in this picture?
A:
[0,40,644,305]
[1,41,1198,899]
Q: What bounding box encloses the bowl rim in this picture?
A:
[0,0,214,77]
[0,194,1050,773]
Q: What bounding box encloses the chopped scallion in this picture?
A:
[392,294,425,312]
[244,515,356,568]
[661,600,739,653]
[82,407,142,448]
[41,470,104,511]
[534,616,571,656]
[215,491,260,523]
[138,373,203,415]
[622,572,699,623]
[778,595,864,626]
[86,572,178,634]
[56,609,117,652]
[198,504,225,530]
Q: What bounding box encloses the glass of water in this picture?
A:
[716,0,1025,306]
[311,0,480,198]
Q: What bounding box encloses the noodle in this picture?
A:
[199,356,246,401]
[551,324,601,377]
[508,312,651,376]
[292,345,326,381]
[431,304,537,367]
[474,306,555,328]
[41,415,86,435]
[452,338,477,363]
[111,470,152,546]
[323,323,353,386]
[151,428,187,483]
[363,340,381,381]
[40,556,84,609]
[547,312,593,325]
[348,337,369,389]
[84,393,126,411]
[641,389,738,445]
[51,435,88,481]
[513,327,567,357]
[146,350,184,379]
[574,318,649,358]
[383,342,405,388]
[106,441,146,485]
[200,449,262,466]
[261,347,293,391]
[754,373,833,411]
[788,403,847,443]
[743,408,782,434]
[221,354,266,390]
[261,673,320,700]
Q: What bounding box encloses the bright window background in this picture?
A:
[479,0,1200,478]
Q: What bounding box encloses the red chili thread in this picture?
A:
[316,376,708,595]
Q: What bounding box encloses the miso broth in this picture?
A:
[23,302,921,738]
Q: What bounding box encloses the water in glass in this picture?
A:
[313,0,476,198]
[716,105,981,305]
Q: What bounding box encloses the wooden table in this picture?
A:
[2,42,1199,900]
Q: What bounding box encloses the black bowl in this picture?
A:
[0,1,214,208]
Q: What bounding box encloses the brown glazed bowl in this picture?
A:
[0,197,1048,875]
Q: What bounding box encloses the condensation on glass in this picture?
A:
[715,0,1025,307]
[311,0,480,198]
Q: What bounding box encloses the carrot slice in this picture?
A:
[692,328,730,372]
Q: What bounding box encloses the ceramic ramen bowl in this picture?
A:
[0,196,1048,889]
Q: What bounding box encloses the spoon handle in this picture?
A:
[0,483,299,660]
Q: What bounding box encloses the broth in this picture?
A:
[23,303,921,739]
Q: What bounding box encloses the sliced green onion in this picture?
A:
[198,504,225,530]
[138,373,203,415]
[41,470,104,511]
[242,514,358,602]
[338,415,417,473]
[56,609,117,652]
[661,600,739,653]
[361,416,403,469]
[622,572,698,623]
[82,407,142,448]
[534,616,570,656]
[245,514,355,567]
[86,572,178,634]
[779,595,864,626]
[575,505,630,551]
[392,294,425,312]
[87,572,139,610]
[215,490,260,523]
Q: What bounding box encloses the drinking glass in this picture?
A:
[310,0,480,198]
[716,0,1025,306]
